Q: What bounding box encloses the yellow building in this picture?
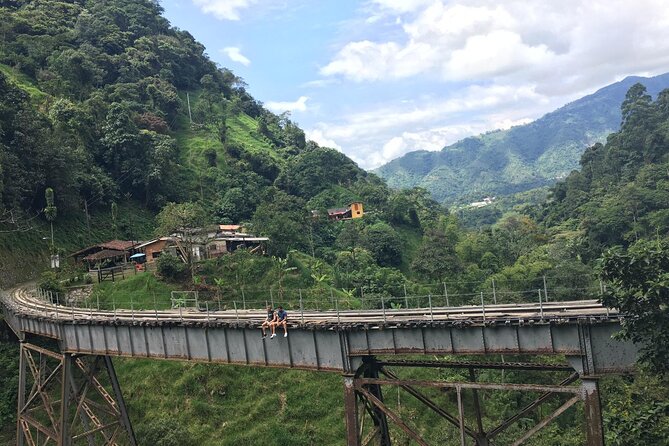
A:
[350,202,364,219]
[326,202,364,220]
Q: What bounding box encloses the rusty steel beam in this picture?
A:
[72,421,121,440]
[360,426,379,446]
[105,356,137,446]
[22,342,63,360]
[59,353,72,446]
[354,378,582,394]
[17,344,27,446]
[378,359,575,371]
[469,368,486,440]
[488,373,580,439]
[456,387,466,446]
[15,344,136,446]
[582,379,605,446]
[379,368,477,439]
[21,413,57,441]
[360,359,391,446]
[511,396,580,446]
[343,376,360,446]
[356,386,429,446]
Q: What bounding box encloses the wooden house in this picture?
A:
[326,202,364,221]
[71,240,138,268]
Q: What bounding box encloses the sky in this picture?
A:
[161,0,669,170]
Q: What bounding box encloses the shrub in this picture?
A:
[203,148,217,167]
[38,271,64,295]
[156,254,187,281]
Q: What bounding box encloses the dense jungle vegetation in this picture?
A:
[0,0,667,444]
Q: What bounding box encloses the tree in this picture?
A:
[411,227,461,281]
[44,187,57,252]
[600,240,669,374]
[360,222,402,267]
[155,202,208,281]
[252,189,307,257]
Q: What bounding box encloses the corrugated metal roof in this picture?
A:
[83,249,126,261]
[327,207,349,215]
[135,237,173,249]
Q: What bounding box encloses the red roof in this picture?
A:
[71,240,137,257]
[83,249,126,262]
[99,240,136,251]
[327,208,349,216]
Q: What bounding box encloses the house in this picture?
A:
[209,224,267,256]
[469,197,496,208]
[135,237,174,263]
[137,226,268,263]
[325,202,364,221]
[71,240,139,268]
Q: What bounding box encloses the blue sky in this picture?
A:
[161,0,669,169]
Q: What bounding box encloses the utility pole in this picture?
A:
[186,92,193,124]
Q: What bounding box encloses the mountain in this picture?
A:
[374,72,669,203]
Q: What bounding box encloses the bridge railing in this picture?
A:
[28,278,606,324]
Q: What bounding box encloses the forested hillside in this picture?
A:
[375,73,669,204]
[0,1,668,445]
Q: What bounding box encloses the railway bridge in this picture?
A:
[1,286,639,446]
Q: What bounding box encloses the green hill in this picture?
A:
[375,73,669,204]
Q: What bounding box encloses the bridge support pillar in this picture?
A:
[16,342,136,446]
[343,376,360,446]
[582,378,605,446]
[362,358,392,446]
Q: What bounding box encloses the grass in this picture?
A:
[0,63,48,102]
[90,272,178,310]
[226,114,280,160]
[116,359,346,445]
[0,201,156,289]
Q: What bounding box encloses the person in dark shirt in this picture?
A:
[261,306,274,339]
[271,306,288,338]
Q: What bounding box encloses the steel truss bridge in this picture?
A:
[1,285,638,446]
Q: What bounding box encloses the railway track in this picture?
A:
[3,284,617,327]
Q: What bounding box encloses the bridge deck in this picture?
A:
[2,286,638,375]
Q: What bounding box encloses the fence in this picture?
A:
[33,272,608,324]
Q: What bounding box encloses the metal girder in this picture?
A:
[378,359,575,371]
[16,343,136,446]
[379,368,477,439]
[356,386,429,446]
[511,396,581,446]
[346,357,605,446]
[2,300,639,375]
[354,378,582,394]
[488,373,580,439]
[582,378,605,446]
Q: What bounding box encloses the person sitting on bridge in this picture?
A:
[261,306,275,339]
[270,306,288,338]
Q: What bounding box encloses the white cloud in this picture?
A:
[266,96,310,113]
[322,0,669,95]
[309,83,549,169]
[306,129,342,151]
[221,47,251,66]
[314,0,669,169]
[192,0,256,20]
[370,0,433,14]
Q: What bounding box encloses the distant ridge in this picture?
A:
[374,72,669,203]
